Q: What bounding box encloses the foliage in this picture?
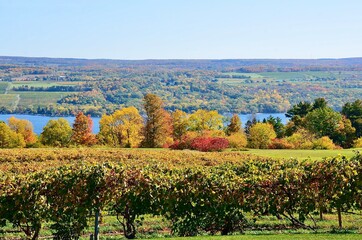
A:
[143,94,172,148]
[353,137,362,148]
[190,137,229,152]
[263,116,285,138]
[342,99,362,137]
[284,129,315,149]
[40,118,72,147]
[247,123,276,149]
[71,112,97,146]
[98,107,144,147]
[285,101,313,119]
[0,122,26,148]
[8,116,37,145]
[268,138,294,149]
[1,148,362,239]
[226,114,241,136]
[226,132,248,149]
[169,131,199,150]
[172,110,189,141]
[304,107,354,147]
[188,109,223,132]
[312,136,338,150]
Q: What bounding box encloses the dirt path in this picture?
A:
[4,82,11,94]
[13,94,20,111]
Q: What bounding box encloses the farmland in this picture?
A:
[0,57,362,116]
[1,148,362,239]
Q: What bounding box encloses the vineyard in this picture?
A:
[1,148,362,239]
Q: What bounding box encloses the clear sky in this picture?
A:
[1,0,362,59]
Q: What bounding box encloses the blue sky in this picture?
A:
[1,0,362,59]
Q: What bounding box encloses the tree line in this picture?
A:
[0,94,361,150]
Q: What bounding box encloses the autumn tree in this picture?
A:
[8,116,37,145]
[226,114,241,136]
[40,118,72,147]
[142,94,172,148]
[0,122,26,148]
[71,112,97,146]
[172,110,189,141]
[98,107,144,148]
[247,123,276,149]
[188,109,223,132]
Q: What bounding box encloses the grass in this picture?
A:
[150,235,362,240]
[245,148,362,160]
[217,71,362,87]
[0,94,17,108]
[8,91,73,107]
[3,212,361,240]
[0,82,9,93]
[10,81,80,87]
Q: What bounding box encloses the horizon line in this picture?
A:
[1,55,362,61]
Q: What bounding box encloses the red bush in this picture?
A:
[190,137,229,152]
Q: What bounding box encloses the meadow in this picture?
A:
[245,148,362,160]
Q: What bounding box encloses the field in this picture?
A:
[7,91,71,108]
[216,71,362,86]
[9,81,77,87]
[245,148,362,160]
[1,148,362,239]
[0,81,82,112]
[0,82,9,93]
[0,94,17,108]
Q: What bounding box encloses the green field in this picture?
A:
[3,212,361,240]
[10,80,80,87]
[217,71,362,86]
[0,94,17,108]
[245,148,362,160]
[0,82,9,93]
[7,91,73,107]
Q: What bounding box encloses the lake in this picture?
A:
[0,113,288,135]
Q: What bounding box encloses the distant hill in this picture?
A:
[1,56,362,71]
[0,56,361,116]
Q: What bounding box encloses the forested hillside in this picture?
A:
[0,56,361,116]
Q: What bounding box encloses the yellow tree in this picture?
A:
[8,117,37,145]
[188,109,223,133]
[248,123,276,149]
[172,110,189,141]
[0,122,26,148]
[98,114,118,146]
[98,107,144,147]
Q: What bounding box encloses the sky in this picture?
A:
[1,0,362,59]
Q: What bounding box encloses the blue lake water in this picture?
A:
[0,113,288,135]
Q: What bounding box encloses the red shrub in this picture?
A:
[190,137,229,152]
